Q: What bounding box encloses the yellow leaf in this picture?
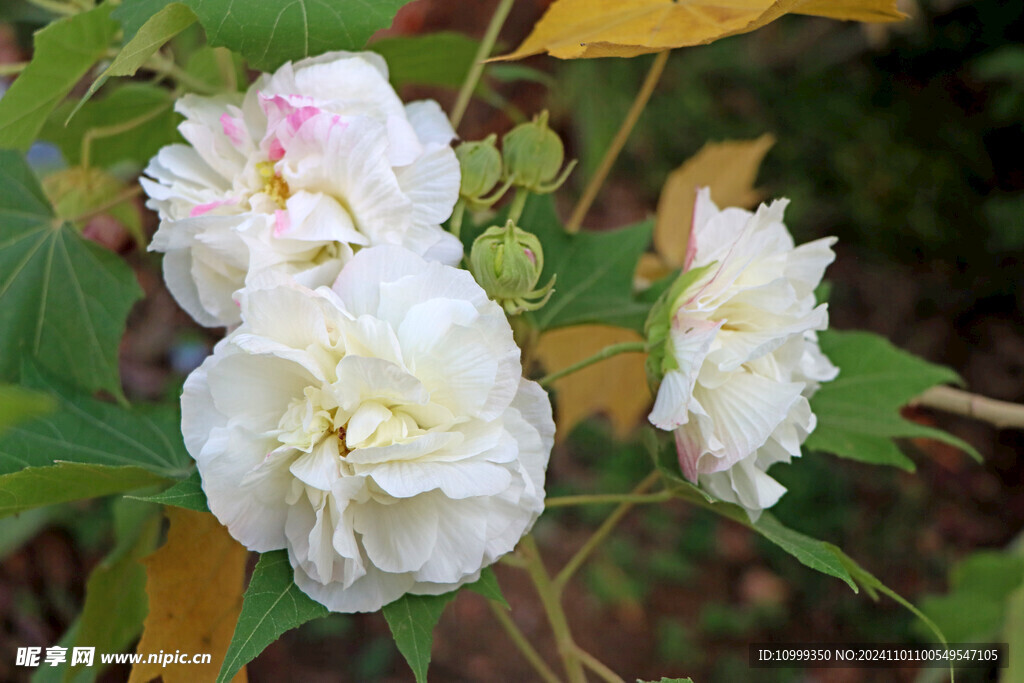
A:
[654,134,775,267]
[129,508,249,683]
[496,0,906,61]
[535,325,649,440]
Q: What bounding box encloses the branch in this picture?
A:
[912,386,1024,430]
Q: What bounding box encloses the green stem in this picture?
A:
[82,101,172,170]
[553,471,659,592]
[521,535,587,683]
[488,600,564,683]
[545,490,671,508]
[565,50,671,233]
[507,187,529,225]
[0,62,29,76]
[26,0,78,15]
[144,52,221,94]
[449,200,466,240]
[573,644,625,683]
[450,0,515,130]
[538,341,647,387]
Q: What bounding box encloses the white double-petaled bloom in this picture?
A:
[649,189,838,518]
[143,51,462,327]
[182,246,553,612]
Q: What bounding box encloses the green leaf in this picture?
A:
[0,3,116,150]
[806,330,981,469]
[637,678,694,683]
[115,0,416,71]
[0,364,193,481]
[76,3,198,112]
[465,567,509,609]
[0,462,168,518]
[67,499,161,681]
[217,550,329,683]
[132,470,209,512]
[0,384,54,435]
[40,84,181,170]
[916,550,1024,643]
[383,590,457,683]
[371,32,479,88]
[520,196,654,332]
[0,150,144,397]
[662,464,947,648]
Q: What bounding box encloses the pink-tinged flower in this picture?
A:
[647,189,838,518]
[143,51,462,327]
[182,246,553,612]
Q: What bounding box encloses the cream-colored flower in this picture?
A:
[648,189,837,518]
[182,246,553,612]
[144,51,462,327]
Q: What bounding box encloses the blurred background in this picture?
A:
[0,0,1021,680]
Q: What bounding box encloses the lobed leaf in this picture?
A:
[0,462,168,519]
[806,330,982,468]
[654,135,775,267]
[496,0,906,61]
[534,325,649,440]
[132,470,209,512]
[0,384,54,435]
[0,3,116,150]
[129,508,248,683]
[217,550,329,683]
[0,150,143,397]
[371,32,479,88]
[522,196,654,332]
[0,364,193,481]
[383,590,457,683]
[114,0,416,71]
[75,3,198,113]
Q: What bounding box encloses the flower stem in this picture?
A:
[26,0,78,15]
[565,50,671,233]
[449,200,466,240]
[545,490,671,508]
[450,0,515,131]
[573,644,626,683]
[553,471,659,592]
[538,341,647,387]
[81,101,172,170]
[911,386,1024,430]
[144,52,221,95]
[521,535,587,683]
[507,187,529,225]
[488,599,564,683]
[0,62,28,76]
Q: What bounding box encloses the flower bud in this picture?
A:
[455,134,503,202]
[470,220,555,315]
[501,111,576,194]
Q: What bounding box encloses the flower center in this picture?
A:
[257,161,291,209]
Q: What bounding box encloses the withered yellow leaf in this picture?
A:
[496,0,906,61]
[535,325,649,440]
[654,134,775,267]
[129,508,248,683]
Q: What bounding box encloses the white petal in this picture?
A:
[353,496,439,573]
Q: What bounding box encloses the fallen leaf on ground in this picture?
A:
[129,507,248,683]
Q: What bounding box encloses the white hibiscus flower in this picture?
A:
[182,246,553,612]
[144,51,462,327]
[648,188,838,518]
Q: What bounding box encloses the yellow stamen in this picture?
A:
[256,161,291,209]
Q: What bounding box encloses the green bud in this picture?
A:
[469,220,555,315]
[501,111,576,194]
[455,134,504,205]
